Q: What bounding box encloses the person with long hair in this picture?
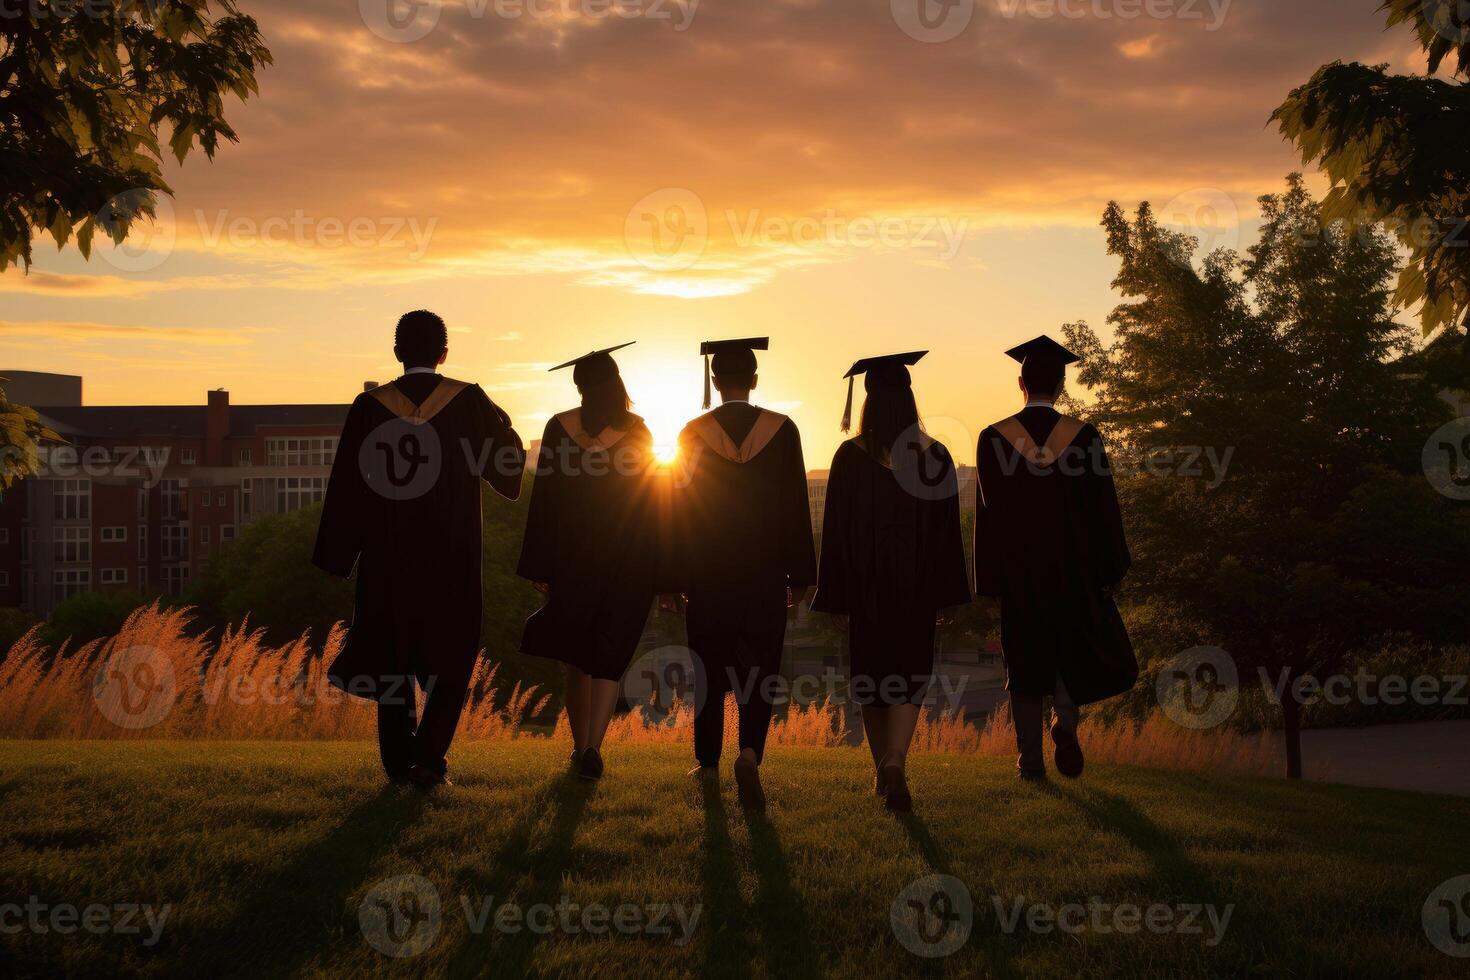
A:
[811,351,970,811]
[517,343,661,781]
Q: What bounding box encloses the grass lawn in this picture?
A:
[1,740,1466,978]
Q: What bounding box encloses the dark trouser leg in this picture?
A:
[1051,679,1079,737]
[735,658,782,764]
[410,656,476,776]
[693,652,730,768]
[1010,691,1046,773]
[734,616,785,765]
[377,679,418,779]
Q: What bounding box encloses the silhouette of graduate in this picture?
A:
[671,338,816,810]
[811,351,971,812]
[516,343,661,782]
[313,310,525,790]
[974,335,1136,780]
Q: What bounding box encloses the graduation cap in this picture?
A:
[840,351,928,432]
[549,342,635,388]
[1004,335,1080,369]
[699,337,769,409]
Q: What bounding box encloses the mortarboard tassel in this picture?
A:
[840,375,854,432]
[702,354,712,410]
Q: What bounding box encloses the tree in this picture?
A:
[1,0,271,270]
[1272,1,1470,350]
[1,381,61,491]
[1073,176,1465,778]
[187,504,354,646]
[42,588,153,649]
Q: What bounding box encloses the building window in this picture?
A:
[180,448,197,465]
[267,437,337,467]
[138,526,148,560]
[137,566,147,588]
[160,480,182,519]
[215,491,225,507]
[200,526,211,544]
[137,488,149,519]
[221,525,236,542]
[0,528,7,544]
[241,479,252,516]
[53,569,89,602]
[237,448,252,466]
[161,525,189,561]
[53,526,90,563]
[21,528,31,562]
[100,568,128,585]
[162,565,188,596]
[276,476,327,512]
[100,526,128,543]
[0,570,8,586]
[53,479,91,520]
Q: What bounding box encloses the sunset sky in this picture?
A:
[1,0,1427,464]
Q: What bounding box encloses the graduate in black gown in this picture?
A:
[811,352,971,812]
[974,335,1136,780]
[313,310,526,790]
[517,344,661,782]
[670,338,816,810]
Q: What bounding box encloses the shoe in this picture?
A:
[1051,724,1084,779]
[577,746,604,781]
[569,748,583,772]
[408,765,451,791]
[1016,767,1048,782]
[733,755,766,811]
[687,764,718,779]
[874,768,889,797]
[881,765,911,813]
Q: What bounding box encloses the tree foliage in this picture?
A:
[1272,3,1470,343]
[0,382,61,491]
[0,0,271,271]
[1073,176,1468,773]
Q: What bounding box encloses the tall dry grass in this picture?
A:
[0,604,1276,775]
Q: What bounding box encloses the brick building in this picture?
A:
[0,372,351,617]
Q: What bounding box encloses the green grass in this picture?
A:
[1,741,1466,978]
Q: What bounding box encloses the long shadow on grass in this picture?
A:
[1051,784,1282,964]
[449,775,593,976]
[185,784,428,977]
[699,777,752,979]
[744,809,823,977]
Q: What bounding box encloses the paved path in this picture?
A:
[1301,720,1470,797]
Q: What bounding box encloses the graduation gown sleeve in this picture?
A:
[810,443,857,614]
[781,422,818,588]
[929,443,973,609]
[470,385,526,501]
[515,421,560,584]
[312,394,372,578]
[1083,426,1130,588]
[973,427,1005,598]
